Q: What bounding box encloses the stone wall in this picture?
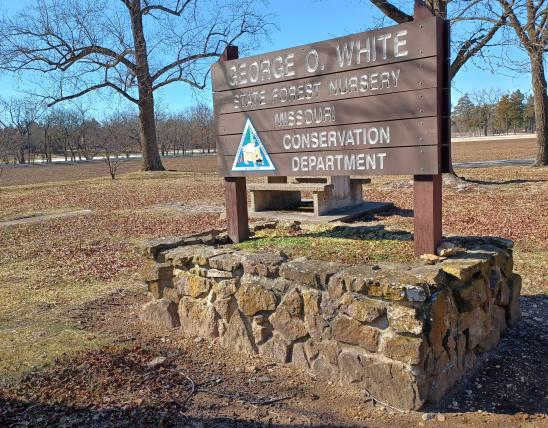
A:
[139,231,521,410]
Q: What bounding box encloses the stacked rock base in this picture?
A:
[140,232,521,410]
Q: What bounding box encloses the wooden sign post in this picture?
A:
[412,0,449,256]
[213,1,449,255]
[220,45,250,243]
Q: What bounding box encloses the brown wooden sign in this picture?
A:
[213,15,445,178]
[216,89,437,135]
[213,56,438,115]
[217,117,438,155]
[218,145,440,177]
[212,19,438,92]
[213,0,450,256]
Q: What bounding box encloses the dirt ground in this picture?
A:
[0,146,547,427]
[2,288,546,428]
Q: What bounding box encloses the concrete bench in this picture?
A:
[248,176,370,216]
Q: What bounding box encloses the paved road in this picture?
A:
[453,159,535,169]
[2,156,536,171]
[0,153,213,169]
[452,133,536,142]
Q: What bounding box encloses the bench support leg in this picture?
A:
[224,177,249,243]
[313,176,365,215]
[313,191,328,216]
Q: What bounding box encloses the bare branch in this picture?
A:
[451,15,508,78]
[369,0,413,23]
[47,81,139,107]
[153,68,210,91]
[142,0,194,16]
[151,52,218,83]
[499,0,532,46]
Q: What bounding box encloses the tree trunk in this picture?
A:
[43,130,48,162]
[129,1,164,171]
[138,97,163,170]
[67,139,76,161]
[530,50,547,166]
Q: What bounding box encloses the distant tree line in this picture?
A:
[0,0,268,171]
[452,89,535,137]
[0,98,213,165]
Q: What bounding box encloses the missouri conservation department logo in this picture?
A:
[231,118,275,172]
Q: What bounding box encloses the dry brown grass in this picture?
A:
[0,150,546,385]
[0,155,217,187]
[0,168,225,382]
[0,136,538,188]
[449,137,536,162]
[0,151,546,428]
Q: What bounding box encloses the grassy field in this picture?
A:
[0,136,537,187]
[0,141,547,426]
[451,136,537,162]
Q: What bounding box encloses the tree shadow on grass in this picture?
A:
[300,224,413,242]
[0,399,326,428]
[348,206,414,223]
[459,177,547,186]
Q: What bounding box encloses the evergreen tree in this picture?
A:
[508,90,525,133]
[495,95,513,134]
[523,95,535,133]
[453,94,476,135]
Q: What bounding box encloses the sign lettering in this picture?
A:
[212,16,444,177]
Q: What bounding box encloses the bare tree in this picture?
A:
[0,106,14,164]
[71,102,99,161]
[372,0,547,166]
[0,97,44,164]
[369,1,508,79]
[39,111,56,163]
[50,108,80,162]
[0,0,269,171]
[472,88,503,136]
[496,0,547,166]
[98,119,124,179]
[165,111,194,155]
[107,111,141,158]
[369,0,509,177]
[189,102,214,153]
[103,146,123,179]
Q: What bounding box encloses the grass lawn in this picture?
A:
[235,226,415,264]
[0,150,546,426]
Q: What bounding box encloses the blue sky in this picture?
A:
[0,0,535,115]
